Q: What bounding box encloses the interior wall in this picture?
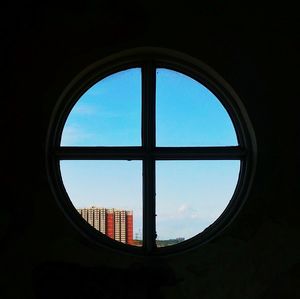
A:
[2,2,299,298]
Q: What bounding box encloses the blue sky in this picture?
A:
[61,68,141,146]
[60,68,240,241]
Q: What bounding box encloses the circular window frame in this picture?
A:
[46,47,257,256]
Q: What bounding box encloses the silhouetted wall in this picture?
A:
[2,1,299,298]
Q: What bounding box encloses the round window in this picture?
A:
[46,47,256,255]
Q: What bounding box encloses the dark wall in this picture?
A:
[2,2,299,298]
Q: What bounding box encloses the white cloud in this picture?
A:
[73,104,96,115]
[177,203,189,214]
[60,125,96,145]
[157,200,226,224]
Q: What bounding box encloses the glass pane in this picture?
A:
[60,160,143,246]
[61,68,141,146]
[156,68,238,146]
[156,161,240,247]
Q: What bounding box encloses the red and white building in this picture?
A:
[77,206,134,245]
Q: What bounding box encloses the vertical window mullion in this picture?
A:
[142,61,156,253]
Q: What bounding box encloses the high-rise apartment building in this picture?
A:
[106,208,114,239]
[77,206,134,245]
[100,208,106,234]
[126,210,133,245]
[114,210,121,242]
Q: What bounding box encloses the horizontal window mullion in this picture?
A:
[54,146,146,160]
[154,146,246,160]
[54,146,245,160]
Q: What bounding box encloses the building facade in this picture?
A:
[77,207,134,245]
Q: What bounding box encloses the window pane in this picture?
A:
[61,68,141,146]
[156,161,240,247]
[60,160,143,246]
[156,68,238,146]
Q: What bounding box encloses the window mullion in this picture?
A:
[142,61,156,253]
[55,146,146,160]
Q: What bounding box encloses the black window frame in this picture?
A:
[46,47,257,256]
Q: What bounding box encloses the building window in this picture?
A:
[46,47,256,255]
